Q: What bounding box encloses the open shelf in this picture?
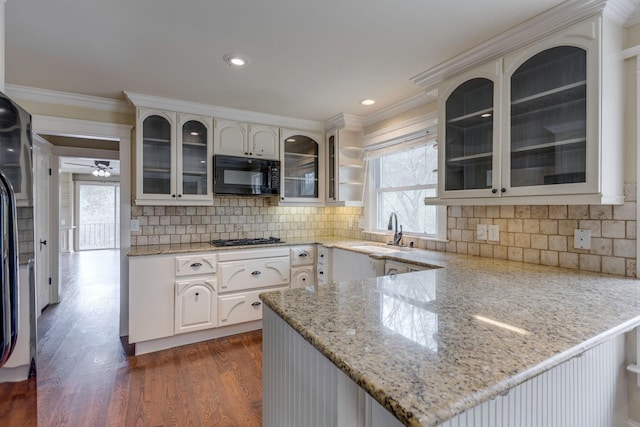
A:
[446,107,494,127]
[511,138,585,157]
[447,151,493,164]
[511,81,586,118]
[143,137,172,144]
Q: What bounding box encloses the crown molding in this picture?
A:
[606,0,640,24]
[410,0,632,91]
[5,84,133,114]
[362,111,438,148]
[124,91,325,133]
[324,113,364,132]
[32,115,131,141]
[361,92,436,128]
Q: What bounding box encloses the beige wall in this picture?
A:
[14,99,134,126]
[363,101,437,135]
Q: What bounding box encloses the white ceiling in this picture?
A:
[60,157,120,176]
[6,0,566,122]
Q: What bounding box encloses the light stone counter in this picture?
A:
[259,253,640,426]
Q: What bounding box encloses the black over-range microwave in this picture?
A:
[213,155,280,196]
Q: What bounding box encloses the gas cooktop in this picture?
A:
[211,237,284,247]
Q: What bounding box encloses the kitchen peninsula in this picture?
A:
[260,250,640,427]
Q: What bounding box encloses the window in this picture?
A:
[367,140,442,237]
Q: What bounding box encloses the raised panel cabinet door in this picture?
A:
[291,266,314,288]
[249,124,279,160]
[218,256,290,293]
[214,119,248,157]
[174,279,217,334]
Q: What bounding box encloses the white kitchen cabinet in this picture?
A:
[332,248,384,282]
[291,266,314,288]
[327,128,365,206]
[435,15,623,205]
[219,286,287,326]
[174,278,217,334]
[135,109,213,206]
[218,256,290,293]
[175,254,217,277]
[214,119,279,160]
[290,245,315,266]
[279,129,325,205]
[384,260,430,277]
[316,245,331,285]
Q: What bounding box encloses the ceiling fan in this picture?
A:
[65,160,114,177]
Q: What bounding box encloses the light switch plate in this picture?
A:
[574,229,591,249]
[130,219,140,232]
[476,224,487,240]
[488,224,500,242]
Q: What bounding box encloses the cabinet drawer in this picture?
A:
[317,246,329,264]
[175,278,217,334]
[218,256,290,293]
[317,266,329,284]
[290,246,315,266]
[175,254,217,277]
[218,287,287,326]
[291,266,314,288]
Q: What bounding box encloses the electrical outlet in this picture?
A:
[130,219,140,232]
[476,224,487,240]
[574,229,591,249]
[488,224,500,242]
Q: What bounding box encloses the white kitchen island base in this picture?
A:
[263,306,629,427]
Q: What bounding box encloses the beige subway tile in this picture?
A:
[515,206,531,219]
[446,241,457,252]
[590,238,612,256]
[559,252,579,270]
[578,220,601,237]
[624,183,637,202]
[507,219,523,233]
[130,236,137,245]
[449,229,462,241]
[548,235,567,252]
[159,235,171,245]
[137,236,148,245]
[462,206,474,218]
[614,202,636,220]
[590,205,613,220]
[540,251,559,266]
[531,205,549,218]
[436,242,447,252]
[467,217,480,230]
[474,206,487,218]
[627,221,637,239]
[448,217,457,229]
[558,220,578,236]
[601,221,625,238]
[579,254,601,272]
[531,234,548,250]
[508,247,523,262]
[467,243,480,256]
[148,236,160,245]
[450,206,462,218]
[143,206,155,216]
[480,244,494,258]
[456,218,468,230]
[500,206,515,218]
[456,242,469,254]
[567,205,589,219]
[626,259,637,277]
[601,256,626,276]
[523,248,540,264]
[539,219,558,235]
[462,230,475,242]
[514,233,531,248]
[170,235,181,244]
[500,232,514,247]
[494,218,508,231]
[494,246,508,259]
[486,206,500,218]
[613,239,636,258]
[549,206,567,219]
[523,219,540,234]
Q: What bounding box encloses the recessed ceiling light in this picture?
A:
[361,99,375,106]
[223,53,250,67]
[190,131,199,136]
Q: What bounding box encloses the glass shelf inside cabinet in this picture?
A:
[510,46,587,188]
[445,77,494,191]
[182,120,208,195]
[142,115,172,195]
[284,135,319,198]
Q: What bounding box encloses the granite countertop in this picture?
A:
[259,253,640,427]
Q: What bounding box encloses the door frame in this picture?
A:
[74,180,121,251]
[31,116,132,336]
[32,135,53,312]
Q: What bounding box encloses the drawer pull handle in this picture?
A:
[191,262,203,268]
[251,301,261,307]
[299,253,308,257]
[318,271,324,275]
[302,278,306,281]
[251,271,262,276]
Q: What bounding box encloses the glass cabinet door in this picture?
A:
[283,135,319,198]
[181,120,208,196]
[142,115,172,195]
[509,46,586,187]
[444,78,494,191]
[327,134,336,200]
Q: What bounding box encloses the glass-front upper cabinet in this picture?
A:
[506,46,587,190]
[136,109,213,205]
[280,129,324,204]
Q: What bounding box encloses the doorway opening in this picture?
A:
[77,182,121,250]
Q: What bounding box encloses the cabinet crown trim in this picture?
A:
[411,0,632,91]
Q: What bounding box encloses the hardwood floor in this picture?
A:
[0,250,263,426]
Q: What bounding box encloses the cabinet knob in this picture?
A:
[249,152,253,156]
[195,292,199,296]
[319,271,324,275]
[244,152,248,155]
[251,301,261,307]
[302,278,306,281]
[172,194,176,198]
[178,194,182,198]
[320,254,324,258]
[491,189,498,194]
[281,197,285,200]
[501,188,506,193]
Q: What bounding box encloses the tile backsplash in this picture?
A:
[17,206,34,256]
[130,198,364,245]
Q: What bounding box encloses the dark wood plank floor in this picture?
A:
[0,249,263,426]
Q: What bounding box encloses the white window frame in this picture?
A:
[365,138,446,240]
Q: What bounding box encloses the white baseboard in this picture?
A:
[628,419,640,427]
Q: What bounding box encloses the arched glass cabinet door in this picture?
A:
[283,135,319,198]
[509,46,587,187]
[444,77,494,191]
[142,115,172,195]
[181,120,208,196]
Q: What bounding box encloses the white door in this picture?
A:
[34,146,51,313]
